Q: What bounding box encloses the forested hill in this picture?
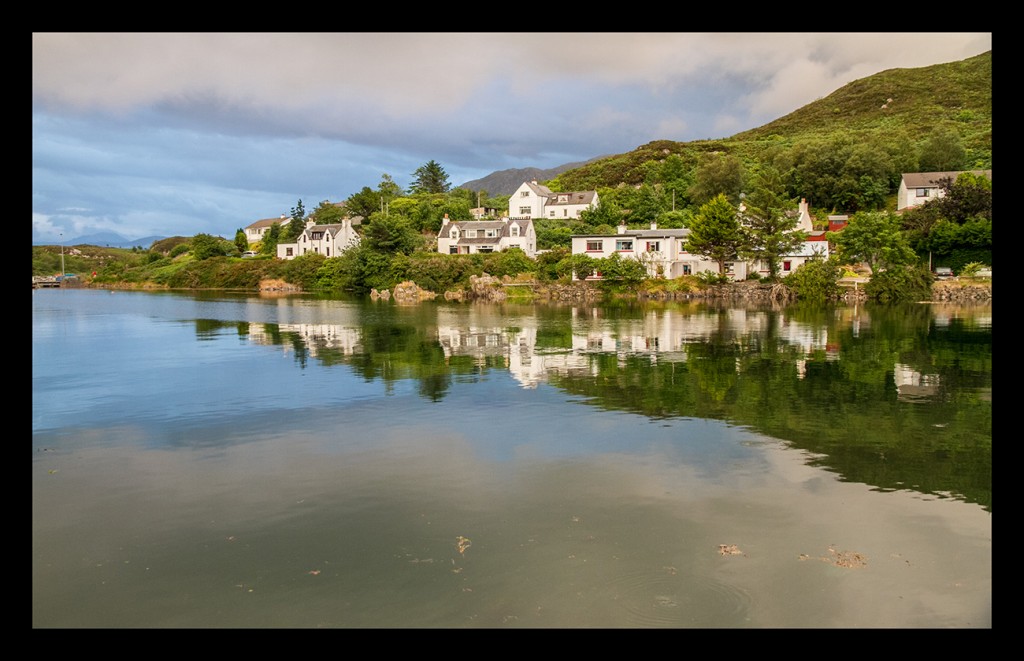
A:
[548,50,991,193]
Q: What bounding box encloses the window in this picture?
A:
[485,229,497,238]
[558,194,568,203]
[916,188,929,198]
[521,191,529,197]
[646,241,660,252]
[478,246,493,253]
[449,246,459,254]
[311,231,324,240]
[682,265,691,275]
[466,230,477,238]
[586,240,603,252]
[450,229,458,239]
[563,209,568,217]
[519,206,531,215]
[511,226,519,237]
[615,240,633,251]
[783,260,792,272]
[549,210,555,217]
[285,247,294,257]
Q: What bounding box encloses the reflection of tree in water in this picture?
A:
[548,303,991,511]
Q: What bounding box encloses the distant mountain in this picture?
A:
[458,157,609,197]
[43,231,169,249]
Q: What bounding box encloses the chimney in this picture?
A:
[650,222,657,231]
[441,213,449,226]
[617,222,626,235]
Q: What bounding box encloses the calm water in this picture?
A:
[32,288,992,628]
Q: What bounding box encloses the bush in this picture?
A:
[864,265,933,303]
[784,257,842,302]
[695,270,730,285]
[169,243,190,258]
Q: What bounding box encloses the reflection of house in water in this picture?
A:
[893,363,941,401]
[246,323,363,358]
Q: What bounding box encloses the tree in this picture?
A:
[918,128,967,172]
[310,200,346,225]
[685,194,747,275]
[377,174,403,204]
[234,228,248,254]
[362,211,419,255]
[828,211,916,275]
[688,152,745,206]
[283,199,306,242]
[260,222,282,256]
[409,160,451,195]
[741,170,807,280]
[346,186,382,221]
[191,233,229,260]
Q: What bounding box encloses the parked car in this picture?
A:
[934,266,955,280]
[241,251,258,258]
[974,267,992,278]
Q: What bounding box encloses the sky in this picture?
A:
[32,32,992,244]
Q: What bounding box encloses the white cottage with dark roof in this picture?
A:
[437,215,537,257]
[897,170,992,210]
[509,180,599,220]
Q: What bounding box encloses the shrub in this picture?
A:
[784,257,842,302]
[864,265,933,303]
[695,270,730,285]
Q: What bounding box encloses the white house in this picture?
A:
[571,222,747,280]
[437,214,537,257]
[244,215,291,246]
[570,200,829,281]
[276,218,360,260]
[509,180,599,220]
[897,170,992,210]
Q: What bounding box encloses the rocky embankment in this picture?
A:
[367,275,991,305]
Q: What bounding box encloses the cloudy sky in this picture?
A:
[32,32,991,244]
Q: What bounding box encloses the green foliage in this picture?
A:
[567,253,597,280]
[259,222,282,256]
[918,127,967,171]
[864,264,934,303]
[739,190,806,280]
[361,211,419,255]
[594,252,647,289]
[345,187,382,220]
[686,194,747,273]
[784,256,842,302]
[535,247,570,281]
[311,200,346,225]
[688,152,745,206]
[959,261,985,277]
[234,229,248,254]
[409,159,451,195]
[534,222,576,250]
[279,253,326,290]
[695,270,730,285]
[169,243,190,258]
[828,211,916,274]
[190,233,230,261]
[284,200,306,241]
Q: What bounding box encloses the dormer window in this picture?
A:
[511,226,519,237]
[450,228,459,239]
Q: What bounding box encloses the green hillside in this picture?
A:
[552,51,991,196]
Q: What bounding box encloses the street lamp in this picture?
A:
[60,232,65,277]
